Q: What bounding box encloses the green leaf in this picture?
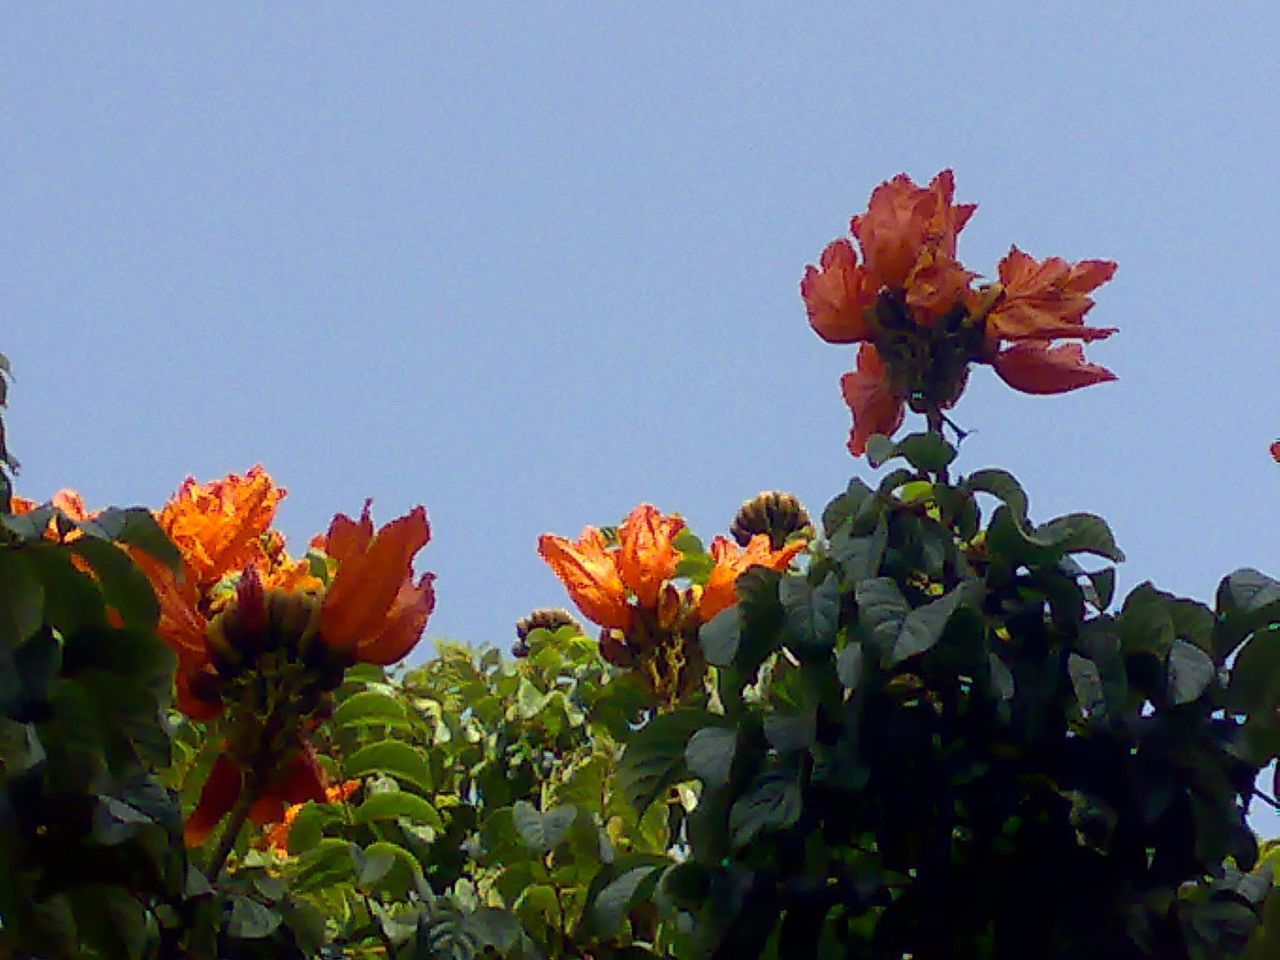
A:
[764,712,815,753]
[227,896,281,940]
[964,468,1030,525]
[684,726,737,789]
[1228,630,1280,716]
[1167,638,1216,705]
[293,838,358,892]
[780,572,840,650]
[854,577,910,657]
[345,740,433,793]
[78,507,180,569]
[988,653,1015,701]
[830,514,888,582]
[512,801,577,853]
[889,580,980,666]
[354,791,444,830]
[68,539,159,629]
[333,690,409,727]
[1216,568,1280,662]
[591,863,664,936]
[23,546,105,635]
[729,771,801,848]
[360,841,420,897]
[822,478,874,536]
[1068,653,1107,723]
[892,432,958,473]
[0,549,43,643]
[617,709,712,814]
[864,434,897,467]
[836,643,864,690]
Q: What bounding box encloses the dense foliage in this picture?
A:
[3,169,1280,959]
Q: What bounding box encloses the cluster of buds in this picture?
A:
[730,490,812,550]
[132,468,435,845]
[511,607,583,658]
[539,502,805,706]
[802,170,1117,455]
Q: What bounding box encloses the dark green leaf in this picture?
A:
[780,572,840,650]
[591,863,664,936]
[617,709,712,814]
[1228,630,1280,716]
[889,580,980,667]
[729,771,801,848]
[821,478,874,537]
[227,896,282,940]
[836,643,864,690]
[78,508,180,570]
[685,726,737,789]
[700,607,740,667]
[854,577,910,656]
[68,539,158,629]
[512,801,577,853]
[1167,638,1216,705]
[0,549,43,643]
[355,791,444,830]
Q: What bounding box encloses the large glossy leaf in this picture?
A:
[728,770,801,848]
[344,740,433,793]
[354,791,444,830]
[616,709,713,814]
[780,571,840,650]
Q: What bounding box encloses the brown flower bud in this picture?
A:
[730,491,811,550]
[515,607,584,641]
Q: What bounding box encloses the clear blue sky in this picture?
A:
[4,3,1279,816]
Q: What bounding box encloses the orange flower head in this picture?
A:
[698,533,807,623]
[802,239,877,344]
[317,501,436,665]
[261,779,360,853]
[9,488,92,540]
[157,466,285,590]
[850,169,975,290]
[539,504,686,632]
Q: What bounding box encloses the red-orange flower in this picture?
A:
[840,345,906,457]
[802,239,877,344]
[260,779,360,853]
[157,466,284,590]
[539,504,686,631]
[184,742,329,846]
[317,501,436,665]
[699,534,807,622]
[985,246,1118,345]
[1271,441,1280,463]
[990,341,1117,395]
[9,488,91,540]
[850,169,976,290]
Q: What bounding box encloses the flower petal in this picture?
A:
[538,528,632,631]
[319,506,432,655]
[802,239,876,343]
[617,504,684,608]
[185,754,242,846]
[991,341,1117,395]
[356,573,437,665]
[840,344,906,457]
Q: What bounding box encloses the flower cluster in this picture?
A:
[132,467,435,845]
[802,170,1117,455]
[539,503,804,703]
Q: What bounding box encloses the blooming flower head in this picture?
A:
[259,779,361,853]
[538,503,685,633]
[699,534,807,622]
[802,170,1117,456]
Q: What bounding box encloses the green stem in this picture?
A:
[204,779,258,881]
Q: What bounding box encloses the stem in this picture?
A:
[204,780,258,881]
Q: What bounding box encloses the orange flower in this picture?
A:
[850,170,976,290]
[184,742,329,846]
[698,534,807,622]
[157,466,284,590]
[990,341,1117,395]
[1271,441,1280,463]
[260,779,360,853]
[802,239,877,344]
[317,501,436,665]
[985,246,1118,345]
[840,344,906,457]
[538,527,633,631]
[539,504,686,631]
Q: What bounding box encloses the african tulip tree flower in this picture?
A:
[698,534,807,622]
[1270,441,1280,464]
[541,503,807,704]
[802,170,1117,456]
[537,503,685,633]
[315,501,438,665]
[259,779,361,854]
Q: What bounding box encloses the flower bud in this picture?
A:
[730,491,811,550]
[515,607,584,640]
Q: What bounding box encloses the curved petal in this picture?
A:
[248,743,329,826]
[697,534,806,623]
[991,341,1117,395]
[538,529,631,631]
[988,246,1118,343]
[185,754,242,846]
[617,504,684,608]
[356,573,437,665]
[840,345,906,457]
[802,239,876,343]
[319,506,432,652]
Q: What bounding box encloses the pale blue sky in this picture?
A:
[4,2,1279,814]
